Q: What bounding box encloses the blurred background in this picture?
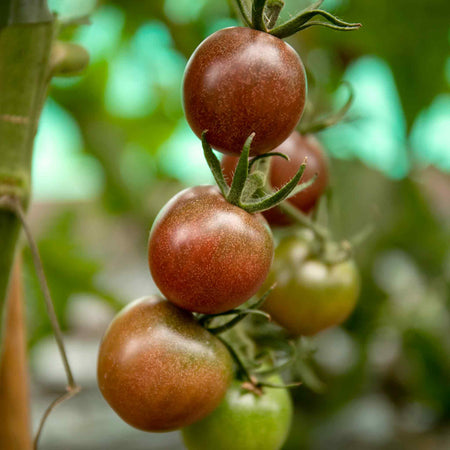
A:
[23,0,449,448]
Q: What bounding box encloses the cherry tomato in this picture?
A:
[262,235,360,336]
[183,27,306,156]
[222,131,329,226]
[148,185,274,314]
[97,296,233,431]
[182,376,292,450]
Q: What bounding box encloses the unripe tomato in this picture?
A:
[262,235,360,336]
[183,27,306,156]
[222,131,329,226]
[182,376,292,450]
[148,185,274,314]
[97,296,233,431]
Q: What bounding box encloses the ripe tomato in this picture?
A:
[148,185,274,314]
[183,27,306,156]
[182,376,292,450]
[97,296,233,431]
[222,131,329,226]
[262,235,360,336]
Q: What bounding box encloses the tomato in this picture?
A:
[97,296,233,431]
[148,185,274,314]
[262,235,360,336]
[222,131,329,226]
[182,376,292,450]
[183,27,306,156]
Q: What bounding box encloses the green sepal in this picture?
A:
[286,173,317,199]
[227,133,254,205]
[201,131,230,197]
[241,171,266,200]
[248,151,289,170]
[242,162,306,213]
[270,8,361,39]
[234,0,252,27]
[300,81,354,134]
[202,285,274,335]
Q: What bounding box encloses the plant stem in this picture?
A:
[0,257,32,450]
[279,201,329,242]
[0,19,54,345]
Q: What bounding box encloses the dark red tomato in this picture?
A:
[97,296,233,431]
[262,235,360,336]
[222,131,329,226]
[148,185,274,314]
[182,376,292,450]
[183,27,306,156]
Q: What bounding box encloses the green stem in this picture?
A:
[0,19,54,344]
[252,0,267,31]
[279,201,329,242]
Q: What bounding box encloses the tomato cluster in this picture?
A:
[97,2,362,447]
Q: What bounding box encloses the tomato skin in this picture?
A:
[263,236,360,336]
[222,131,329,226]
[182,377,292,450]
[97,296,233,432]
[148,185,274,314]
[183,27,306,156]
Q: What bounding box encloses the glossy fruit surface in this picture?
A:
[183,27,306,156]
[222,131,329,226]
[148,185,274,314]
[263,235,360,336]
[97,296,233,431]
[182,376,292,450]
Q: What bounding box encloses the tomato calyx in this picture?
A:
[300,82,355,135]
[235,0,361,38]
[197,284,275,335]
[202,131,315,214]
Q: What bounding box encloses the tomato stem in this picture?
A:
[252,0,268,32]
[278,200,329,241]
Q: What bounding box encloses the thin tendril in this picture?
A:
[0,195,80,449]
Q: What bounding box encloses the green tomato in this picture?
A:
[182,377,292,450]
[263,235,360,336]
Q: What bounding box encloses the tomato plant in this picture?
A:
[183,27,306,156]
[148,185,274,314]
[97,296,233,431]
[182,376,292,450]
[222,131,329,226]
[262,235,361,336]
